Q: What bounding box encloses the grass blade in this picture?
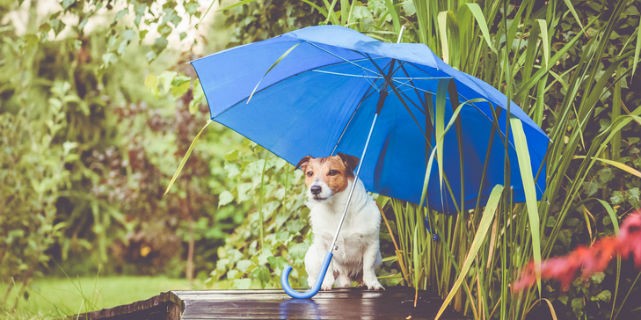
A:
[573,156,641,178]
[536,19,550,69]
[247,43,301,103]
[434,79,448,203]
[164,120,212,196]
[437,11,449,64]
[434,184,504,320]
[596,199,619,235]
[465,3,496,53]
[385,0,401,34]
[562,0,585,35]
[541,298,559,320]
[633,16,641,76]
[511,117,542,294]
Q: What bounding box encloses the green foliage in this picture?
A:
[0,88,70,309]
[222,0,324,45]
[0,0,219,309]
[215,1,641,319]
[204,141,309,289]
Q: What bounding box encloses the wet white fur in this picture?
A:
[304,177,383,290]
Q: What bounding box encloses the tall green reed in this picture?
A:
[378,0,641,319]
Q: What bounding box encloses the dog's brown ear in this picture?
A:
[337,153,359,172]
[296,155,312,171]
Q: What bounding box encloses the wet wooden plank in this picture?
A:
[76,287,468,320]
[75,291,182,320]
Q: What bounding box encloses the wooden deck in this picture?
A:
[76,287,468,319]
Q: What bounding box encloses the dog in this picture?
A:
[296,153,383,291]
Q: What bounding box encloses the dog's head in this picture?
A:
[296,153,359,202]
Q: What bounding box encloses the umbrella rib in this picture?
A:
[389,74,511,140]
[397,61,429,112]
[388,63,528,151]
[311,69,384,79]
[393,62,431,114]
[312,69,451,81]
[303,40,383,76]
[330,84,380,155]
[365,55,430,144]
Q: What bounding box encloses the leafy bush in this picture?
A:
[0,0,225,307]
[205,143,310,288]
[0,87,70,308]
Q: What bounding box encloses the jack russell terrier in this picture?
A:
[296,153,384,291]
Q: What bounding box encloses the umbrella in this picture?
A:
[192,25,548,298]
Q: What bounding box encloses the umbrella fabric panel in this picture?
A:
[333,86,430,206]
[193,38,367,118]
[215,66,374,167]
[288,25,440,68]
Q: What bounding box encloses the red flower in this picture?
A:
[580,237,618,277]
[618,212,641,267]
[512,209,641,293]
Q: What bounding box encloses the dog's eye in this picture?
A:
[306,171,313,177]
[327,169,339,176]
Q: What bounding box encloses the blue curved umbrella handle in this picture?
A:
[281,252,333,299]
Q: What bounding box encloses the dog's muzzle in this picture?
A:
[309,184,328,200]
[310,185,322,195]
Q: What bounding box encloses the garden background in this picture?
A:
[1,0,640,319]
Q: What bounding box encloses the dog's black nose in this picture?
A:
[310,185,322,195]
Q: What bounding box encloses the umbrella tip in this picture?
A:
[396,25,406,43]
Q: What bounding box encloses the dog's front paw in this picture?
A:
[363,277,384,290]
[366,282,385,290]
[321,283,333,291]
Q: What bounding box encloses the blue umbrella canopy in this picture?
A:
[192,25,548,214]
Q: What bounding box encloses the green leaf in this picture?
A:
[511,117,542,294]
[536,19,550,69]
[434,79,448,197]
[185,0,200,16]
[236,259,253,272]
[631,8,640,76]
[590,290,611,303]
[62,0,75,10]
[574,156,641,178]
[464,3,496,53]
[164,120,212,196]
[170,76,191,97]
[218,190,234,207]
[144,74,158,94]
[152,36,168,54]
[562,0,585,33]
[437,11,449,63]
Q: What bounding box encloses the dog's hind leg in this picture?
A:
[334,270,351,288]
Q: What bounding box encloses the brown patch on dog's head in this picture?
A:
[337,153,359,175]
[296,154,360,198]
[296,156,312,172]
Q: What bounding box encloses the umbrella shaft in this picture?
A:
[330,113,379,250]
